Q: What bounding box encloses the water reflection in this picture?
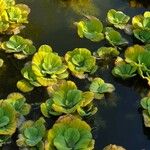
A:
[59,0,99,16]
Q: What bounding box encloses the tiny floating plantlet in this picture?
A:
[140,97,150,127]
[89,77,115,100]
[45,115,95,150]
[75,15,104,42]
[132,11,150,43]
[0,0,30,34]
[103,144,126,150]
[0,35,36,59]
[16,117,46,149]
[0,100,17,146]
[65,48,97,79]
[107,9,130,29]
[41,80,97,117]
[105,27,128,47]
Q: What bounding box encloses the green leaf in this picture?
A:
[0,116,9,128]
[64,128,80,147]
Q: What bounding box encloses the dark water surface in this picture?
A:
[1,0,150,149]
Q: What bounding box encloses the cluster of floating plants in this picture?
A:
[0,0,150,149]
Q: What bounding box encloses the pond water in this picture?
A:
[1,0,150,149]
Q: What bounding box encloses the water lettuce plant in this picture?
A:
[1,35,36,59]
[107,9,130,29]
[112,45,150,85]
[6,92,31,116]
[17,62,41,93]
[75,16,104,42]
[125,44,150,84]
[132,11,150,43]
[89,78,115,100]
[16,117,46,149]
[140,97,150,127]
[0,100,17,146]
[96,46,120,59]
[65,48,97,79]
[103,144,126,150]
[32,45,69,86]
[45,115,95,150]
[105,27,128,46]
[0,0,30,34]
[112,62,137,80]
[41,81,97,117]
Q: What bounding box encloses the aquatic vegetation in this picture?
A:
[140,97,150,127]
[89,78,115,100]
[65,48,97,79]
[112,62,137,79]
[112,45,150,85]
[96,47,120,59]
[0,0,30,34]
[41,81,97,117]
[17,62,41,92]
[0,100,17,146]
[105,27,128,46]
[1,35,36,59]
[107,9,130,29]
[6,92,31,116]
[132,11,150,43]
[0,59,4,67]
[16,117,46,149]
[32,45,69,86]
[103,144,126,150]
[75,16,104,42]
[45,115,95,150]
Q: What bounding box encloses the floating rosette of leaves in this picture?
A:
[132,11,150,43]
[0,0,30,34]
[45,115,95,150]
[96,46,120,59]
[103,144,126,150]
[16,117,46,149]
[1,35,36,59]
[132,11,150,30]
[107,9,130,29]
[65,48,97,79]
[17,62,41,93]
[41,81,97,117]
[112,62,137,80]
[0,100,17,146]
[125,44,150,85]
[6,92,31,116]
[89,78,115,100]
[75,16,104,42]
[140,97,150,127]
[32,45,69,86]
[105,27,128,46]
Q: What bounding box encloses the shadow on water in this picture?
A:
[1,0,150,149]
